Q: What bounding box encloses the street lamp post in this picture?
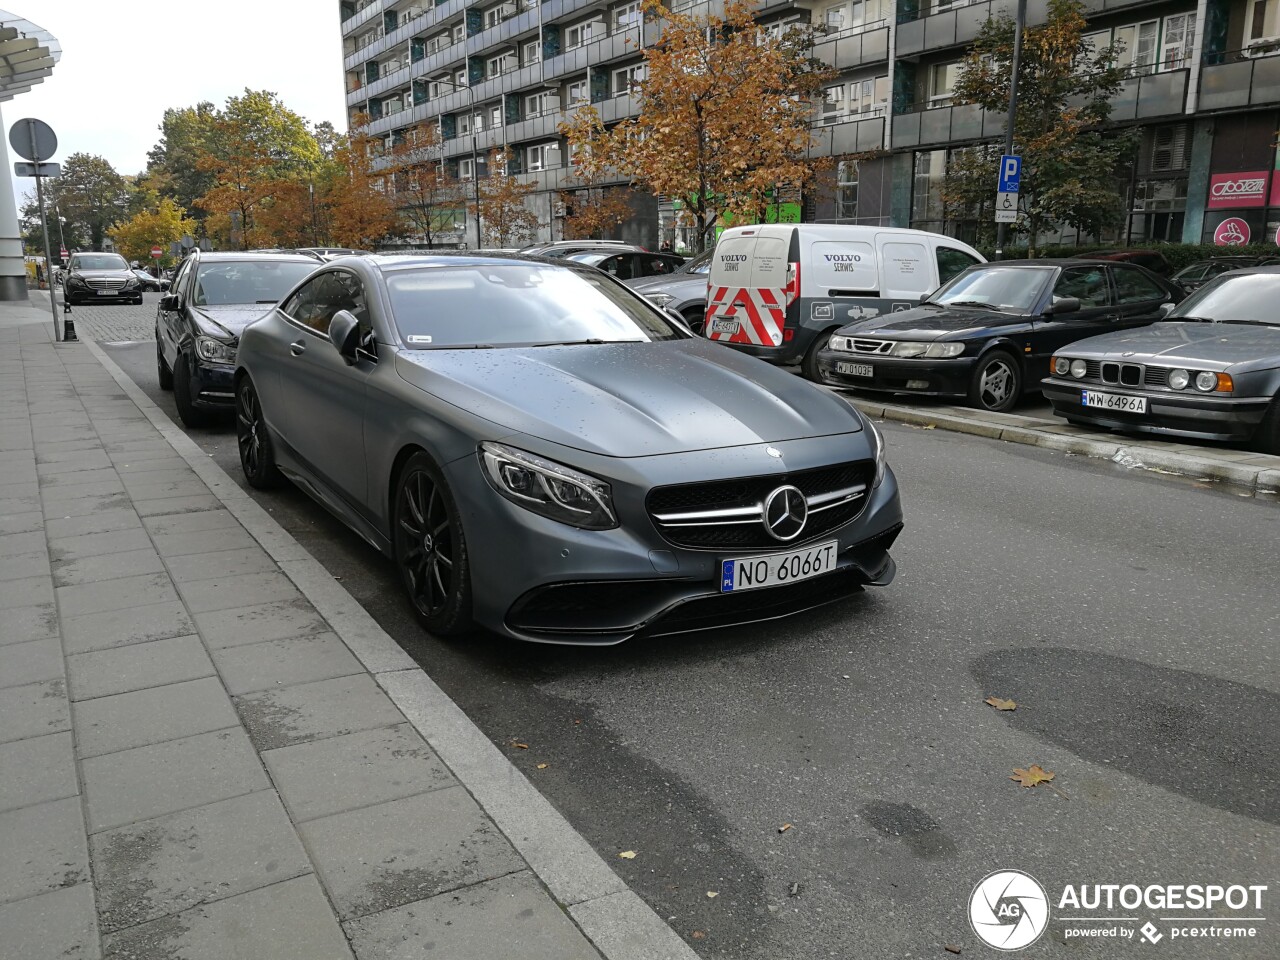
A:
[437,77,482,249]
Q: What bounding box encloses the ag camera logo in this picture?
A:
[970,870,1049,951]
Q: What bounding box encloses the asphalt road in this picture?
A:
[97,314,1279,959]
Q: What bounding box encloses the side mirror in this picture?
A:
[159,294,180,311]
[1157,302,1175,318]
[329,309,361,364]
[1046,296,1080,316]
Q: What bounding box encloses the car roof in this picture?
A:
[193,251,320,263]
[366,252,573,272]
[971,259,1089,267]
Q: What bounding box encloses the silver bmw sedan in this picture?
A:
[234,254,903,644]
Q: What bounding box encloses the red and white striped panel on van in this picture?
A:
[705,230,800,346]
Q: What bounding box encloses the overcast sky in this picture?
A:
[8,0,349,208]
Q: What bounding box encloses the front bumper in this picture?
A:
[447,434,904,645]
[1042,377,1270,441]
[190,359,237,409]
[816,350,976,398]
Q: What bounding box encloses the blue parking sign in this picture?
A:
[998,155,1022,193]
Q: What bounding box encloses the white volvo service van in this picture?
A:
[705,225,985,379]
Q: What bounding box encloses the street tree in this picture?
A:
[108,198,197,268]
[559,0,832,252]
[943,0,1132,251]
[387,124,464,247]
[472,149,539,248]
[324,125,398,248]
[37,153,132,251]
[558,150,634,240]
[146,102,219,219]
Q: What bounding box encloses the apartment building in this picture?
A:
[341,0,1280,249]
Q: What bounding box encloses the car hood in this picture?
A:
[1060,321,1280,365]
[393,339,862,457]
[624,275,707,296]
[70,269,132,280]
[834,304,1016,341]
[192,304,276,339]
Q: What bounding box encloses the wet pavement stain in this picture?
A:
[232,695,305,752]
[858,801,956,860]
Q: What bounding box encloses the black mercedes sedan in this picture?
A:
[1043,267,1280,451]
[815,260,1183,411]
[62,252,143,305]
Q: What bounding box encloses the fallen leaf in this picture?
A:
[618,850,637,859]
[691,931,706,940]
[1010,764,1055,788]
[985,696,1017,711]
[922,424,936,430]
[778,823,793,833]
[536,763,548,769]
[706,891,718,898]
[512,741,529,749]
[945,945,962,954]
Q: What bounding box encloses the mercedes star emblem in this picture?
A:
[763,484,808,541]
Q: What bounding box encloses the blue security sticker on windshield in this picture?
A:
[406,335,433,345]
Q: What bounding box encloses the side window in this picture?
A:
[1112,266,1167,304]
[281,272,368,336]
[1053,268,1110,308]
[936,246,981,285]
[171,259,194,298]
[1177,263,1208,282]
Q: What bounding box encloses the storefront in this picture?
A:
[1198,112,1280,245]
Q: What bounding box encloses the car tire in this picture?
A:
[1252,397,1280,456]
[968,349,1022,412]
[156,337,174,391]
[682,307,705,336]
[800,331,832,383]
[173,353,212,428]
[236,375,283,489]
[393,452,474,637]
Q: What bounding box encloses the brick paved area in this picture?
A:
[62,294,158,344]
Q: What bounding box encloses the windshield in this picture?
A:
[930,266,1054,313]
[191,261,317,306]
[386,263,689,347]
[681,250,713,275]
[1169,272,1280,325]
[566,252,608,265]
[71,254,128,271]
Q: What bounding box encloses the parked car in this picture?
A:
[132,269,169,292]
[705,225,986,380]
[1042,266,1280,451]
[624,249,715,333]
[1071,249,1173,276]
[565,250,686,280]
[517,240,647,258]
[155,250,321,427]
[1169,256,1280,293]
[233,254,903,644]
[62,252,143,306]
[816,259,1184,412]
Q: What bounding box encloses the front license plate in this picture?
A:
[710,317,740,336]
[96,290,118,296]
[836,361,873,378]
[1082,390,1147,414]
[720,540,839,594]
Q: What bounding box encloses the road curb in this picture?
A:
[84,340,700,960]
[843,397,1280,497]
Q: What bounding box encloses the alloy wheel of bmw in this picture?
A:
[235,377,281,489]
[970,351,1021,412]
[394,454,472,635]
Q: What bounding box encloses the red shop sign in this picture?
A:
[1208,171,1270,209]
[1214,217,1251,246]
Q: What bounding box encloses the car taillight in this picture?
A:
[784,261,800,305]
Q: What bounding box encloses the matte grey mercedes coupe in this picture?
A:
[234,254,903,644]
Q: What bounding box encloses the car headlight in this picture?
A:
[123,276,139,288]
[194,336,237,365]
[1195,371,1218,392]
[1069,359,1087,379]
[867,420,887,489]
[1053,356,1070,376]
[645,293,674,307]
[66,275,86,287]
[828,335,852,352]
[479,442,617,530]
[889,341,928,358]
[1169,368,1190,390]
[924,342,963,358]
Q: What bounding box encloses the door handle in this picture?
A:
[289,340,306,356]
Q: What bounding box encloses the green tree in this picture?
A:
[472,149,539,248]
[146,102,220,220]
[108,198,197,267]
[37,153,132,251]
[943,0,1134,252]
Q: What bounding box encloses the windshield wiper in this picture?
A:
[1172,316,1218,323]
[531,338,611,347]
[944,300,1000,310]
[255,299,280,304]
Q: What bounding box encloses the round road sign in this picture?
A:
[9,118,57,162]
[151,246,163,259]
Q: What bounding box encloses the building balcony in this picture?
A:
[813,24,889,71]
[1199,48,1280,112]
[1108,66,1188,120]
[811,113,887,154]
[891,101,1003,148]
[342,0,384,37]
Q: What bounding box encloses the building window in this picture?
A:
[452,23,466,44]
[485,3,515,29]
[426,33,449,54]
[1160,13,1195,70]
[527,142,562,171]
[526,91,548,117]
[822,85,845,123]
[567,77,589,105]
[612,64,646,96]
[489,104,503,128]
[836,160,858,218]
[759,16,801,43]
[456,112,473,135]
[454,69,467,88]
[852,75,889,115]
[487,52,516,77]
[911,149,946,225]
[565,18,602,48]
[458,157,474,181]
[523,39,541,64]
[1149,124,1189,172]
[613,1,642,31]
[928,62,959,107]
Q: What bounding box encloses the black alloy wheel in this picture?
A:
[1254,396,1280,456]
[968,349,1022,412]
[156,334,173,390]
[394,453,472,636]
[236,376,282,489]
[172,353,211,428]
[800,331,833,382]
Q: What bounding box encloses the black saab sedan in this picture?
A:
[816,260,1183,411]
[1043,267,1280,451]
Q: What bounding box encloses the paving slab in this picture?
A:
[66,636,214,702]
[124,479,211,503]
[178,570,301,613]
[113,456,189,475]
[52,548,166,587]
[0,509,42,535]
[34,452,113,476]
[209,632,362,696]
[102,875,351,960]
[61,601,196,655]
[0,679,71,744]
[234,673,404,751]
[73,676,240,758]
[46,509,143,543]
[40,467,119,490]
[141,509,231,536]
[0,479,38,499]
[343,870,602,960]
[48,527,151,564]
[0,733,78,813]
[165,546,279,584]
[0,636,64,689]
[0,549,50,582]
[150,524,258,558]
[56,572,179,619]
[193,598,329,649]
[81,727,269,833]
[263,723,453,824]
[91,789,312,933]
[40,478,128,503]
[133,493,224,517]
[301,786,525,921]
[0,883,101,960]
[0,494,40,517]
[0,601,58,646]
[0,574,54,611]
[0,795,90,902]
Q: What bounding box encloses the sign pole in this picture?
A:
[994,0,1027,261]
[29,127,60,340]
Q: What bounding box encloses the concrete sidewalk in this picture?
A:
[0,304,695,960]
